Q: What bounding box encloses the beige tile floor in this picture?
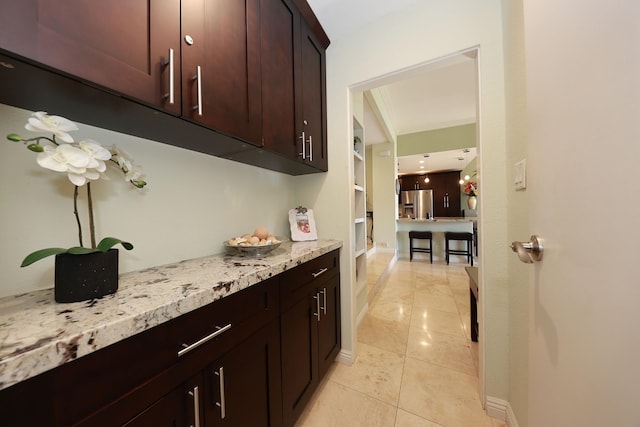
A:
[296,252,505,427]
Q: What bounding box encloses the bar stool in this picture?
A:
[409,231,433,263]
[445,231,473,266]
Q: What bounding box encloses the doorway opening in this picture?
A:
[349,45,483,397]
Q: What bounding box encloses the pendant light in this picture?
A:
[423,154,430,183]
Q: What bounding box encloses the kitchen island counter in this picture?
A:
[397,218,474,261]
[0,238,342,391]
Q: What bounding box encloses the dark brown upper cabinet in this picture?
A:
[260,0,328,172]
[297,19,328,171]
[0,0,329,175]
[400,171,462,217]
[0,0,181,115]
[181,0,263,145]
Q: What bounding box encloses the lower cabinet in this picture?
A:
[0,249,340,427]
[203,319,283,426]
[125,319,282,427]
[280,250,341,426]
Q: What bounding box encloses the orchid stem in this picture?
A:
[87,182,96,249]
[73,186,84,247]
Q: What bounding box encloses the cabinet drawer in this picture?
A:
[280,249,339,311]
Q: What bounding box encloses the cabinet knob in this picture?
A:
[184,34,194,45]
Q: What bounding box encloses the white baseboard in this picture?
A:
[356,301,369,327]
[375,246,396,254]
[336,349,354,366]
[506,402,520,427]
[485,396,507,421]
[485,396,519,427]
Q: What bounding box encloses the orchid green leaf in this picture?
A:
[97,237,134,252]
[66,247,100,255]
[21,248,69,267]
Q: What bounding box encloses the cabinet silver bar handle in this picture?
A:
[215,367,226,419]
[320,287,327,315]
[163,48,174,104]
[191,65,203,116]
[307,135,313,162]
[178,323,232,357]
[311,267,328,278]
[313,293,321,321]
[188,385,201,427]
[298,131,306,159]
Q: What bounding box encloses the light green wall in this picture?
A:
[0,104,296,297]
[397,123,476,156]
[371,143,397,250]
[502,0,530,425]
[365,145,373,211]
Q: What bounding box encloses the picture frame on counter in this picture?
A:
[289,206,318,241]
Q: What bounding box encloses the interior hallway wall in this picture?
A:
[295,0,509,403]
[501,0,531,424]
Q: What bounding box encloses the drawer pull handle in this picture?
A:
[188,385,201,427]
[192,65,203,116]
[312,267,328,278]
[320,287,327,315]
[214,367,226,419]
[313,293,321,321]
[178,323,232,357]
[163,48,174,104]
[298,131,306,159]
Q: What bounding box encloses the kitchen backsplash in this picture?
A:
[0,104,296,298]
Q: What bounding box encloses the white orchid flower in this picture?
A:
[78,139,111,170]
[25,111,78,143]
[110,145,145,183]
[37,144,90,172]
[36,143,107,186]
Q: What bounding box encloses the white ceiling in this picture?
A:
[307,0,477,175]
[306,0,423,42]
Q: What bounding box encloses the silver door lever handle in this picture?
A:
[510,235,543,263]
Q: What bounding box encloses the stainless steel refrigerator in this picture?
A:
[400,190,434,219]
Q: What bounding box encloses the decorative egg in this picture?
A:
[254,227,269,240]
[249,236,260,245]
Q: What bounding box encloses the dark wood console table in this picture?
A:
[465,266,478,342]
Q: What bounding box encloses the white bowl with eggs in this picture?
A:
[225,227,283,257]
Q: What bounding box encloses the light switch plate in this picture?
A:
[514,159,526,190]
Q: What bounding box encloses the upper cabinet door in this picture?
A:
[181,0,262,146]
[260,0,328,170]
[298,21,328,171]
[260,0,298,159]
[0,0,181,115]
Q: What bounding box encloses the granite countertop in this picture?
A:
[397,217,474,223]
[0,238,342,392]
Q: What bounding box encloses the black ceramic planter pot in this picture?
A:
[54,249,119,303]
